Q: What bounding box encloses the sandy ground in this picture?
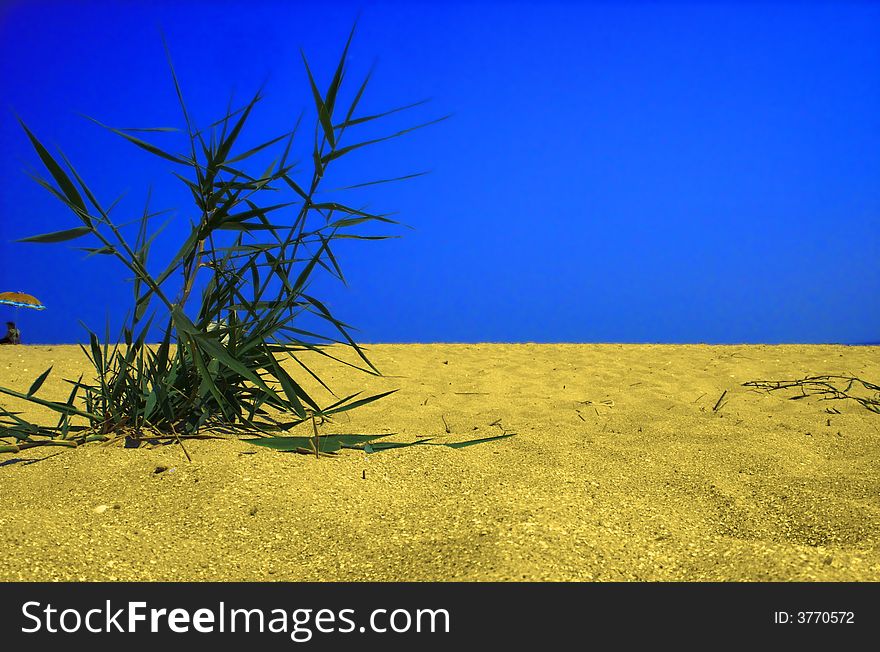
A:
[0,343,878,582]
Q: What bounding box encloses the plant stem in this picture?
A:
[311,412,319,459]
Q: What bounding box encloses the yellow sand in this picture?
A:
[0,343,877,581]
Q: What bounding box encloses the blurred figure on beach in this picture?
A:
[0,321,21,345]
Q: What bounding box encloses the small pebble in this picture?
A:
[93,505,109,514]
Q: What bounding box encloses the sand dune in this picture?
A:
[0,343,877,581]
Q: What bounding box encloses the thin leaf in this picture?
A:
[214,88,262,165]
[0,384,100,420]
[336,99,430,130]
[436,433,517,449]
[301,50,335,148]
[320,389,398,417]
[18,117,87,214]
[27,367,53,397]
[225,131,291,165]
[18,226,92,243]
[322,171,429,192]
[324,22,356,121]
[322,115,450,165]
[78,245,116,257]
[363,440,432,453]
[83,116,191,165]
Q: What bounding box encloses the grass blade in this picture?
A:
[26,367,53,397]
[18,117,87,214]
[18,226,91,243]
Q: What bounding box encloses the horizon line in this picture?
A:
[10,340,880,347]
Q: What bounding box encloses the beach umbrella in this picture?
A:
[0,292,46,343]
[0,291,46,310]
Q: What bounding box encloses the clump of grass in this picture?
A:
[743,375,880,414]
[0,26,508,457]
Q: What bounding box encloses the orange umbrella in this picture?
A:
[0,291,46,310]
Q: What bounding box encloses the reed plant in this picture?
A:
[0,28,512,457]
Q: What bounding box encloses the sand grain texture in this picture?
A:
[0,343,878,581]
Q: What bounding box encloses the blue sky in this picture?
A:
[1,0,878,344]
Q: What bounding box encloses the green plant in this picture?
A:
[0,26,462,455]
[243,431,517,458]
